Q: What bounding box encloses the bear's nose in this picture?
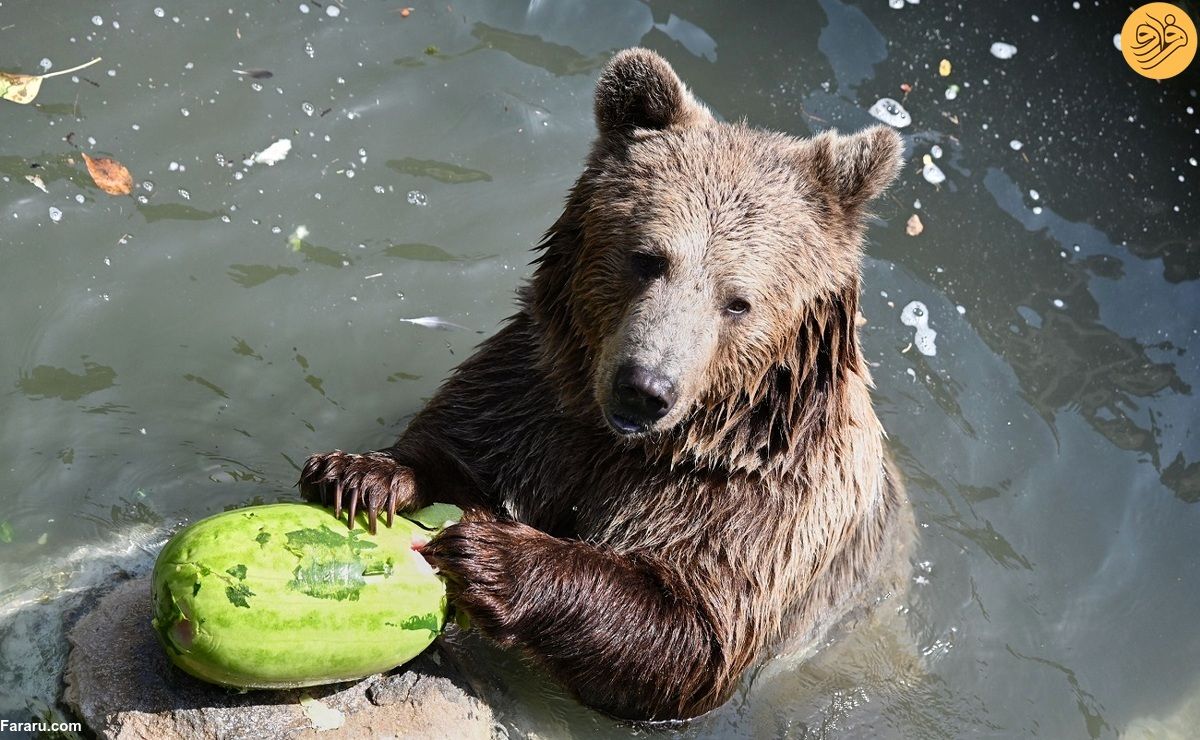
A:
[610,364,677,432]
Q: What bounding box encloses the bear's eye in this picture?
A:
[629,251,668,282]
[725,299,751,316]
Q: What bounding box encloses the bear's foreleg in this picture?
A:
[422,519,750,721]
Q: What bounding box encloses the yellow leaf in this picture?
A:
[82,152,133,196]
[1,57,102,105]
[0,73,44,104]
[938,58,952,77]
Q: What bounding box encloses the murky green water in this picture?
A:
[2,0,1198,737]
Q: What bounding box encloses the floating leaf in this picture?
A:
[82,152,133,195]
[1,57,101,105]
[0,520,12,543]
[25,174,48,193]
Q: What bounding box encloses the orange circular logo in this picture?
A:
[1121,3,1197,79]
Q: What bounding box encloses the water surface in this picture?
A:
[1,1,1198,737]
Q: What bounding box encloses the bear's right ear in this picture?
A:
[594,48,714,137]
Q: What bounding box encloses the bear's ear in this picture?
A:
[804,126,905,213]
[594,48,714,136]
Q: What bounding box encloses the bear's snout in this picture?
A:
[607,364,678,434]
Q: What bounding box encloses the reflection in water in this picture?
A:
[17,361,116,401]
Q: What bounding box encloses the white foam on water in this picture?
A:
[868,97,912,128]
[990,42,1017,60]
[901,300,938,356]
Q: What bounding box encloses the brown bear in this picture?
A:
[299,48,909,722]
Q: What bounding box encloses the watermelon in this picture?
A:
[151,502,462,689]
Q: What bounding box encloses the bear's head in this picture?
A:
[531,49,903,472]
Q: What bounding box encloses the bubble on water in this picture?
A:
[251,82,262,92]
[407,190,428,206]
[180,107,190,117]
[271,225,282,234]
[990,42,1017,60]
[913,198,921,209]
[215,153,227,167]
[1190,157,1198,166]
[154,7,165,17]
[48,207,63,223]
[314,192,322,200]
[345,169,355,179]
[1032,206,1043,215]
[1031,14,1039,22]
[74,194,86,204]
[178,188,191,200]
[1052,299,1065,308]
[900,301,938,357]
[299,3,310,12]
[944,84,959,100]
[142,180,155,193]
[868,97,911,128]
[112,20,120,29]
[136,194,149,204]
[1029,189,1039,200]
[373,185,386,194]
[1009,139,1023,151]
[889,0,904,7]
[39,58,52,71]
[233,171,244,180]
[305,41,315,59]
[931,145,943,159]
[91,15,103,26]
[130,123,140,131]
[325,4,340,17]
[956,305,966,315]
[168,161,180,172]
[220,215,231,223]
[302,101,315,116]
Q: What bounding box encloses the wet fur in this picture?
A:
[300,49,908,721]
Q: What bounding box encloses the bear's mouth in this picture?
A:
[604,411,652,436]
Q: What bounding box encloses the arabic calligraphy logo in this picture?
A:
[1122,3,1197,79]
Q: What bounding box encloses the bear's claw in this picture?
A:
[298,450,417,534]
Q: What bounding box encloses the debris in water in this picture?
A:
[990,42,1017,60]
[944,84,959,100]
[868,97,911,128]
[82,153,133,196]
[931,145,943,159]
[906,214,924,236]
[287,225,309,251]
[1,57,102,105]
[245,138,292,167]
[939,59,952,77]
[233,68,274,79]
[921,154,946,185]
[900,301,938,357]
[25,174,48,193]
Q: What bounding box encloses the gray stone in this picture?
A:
[63,577,501,740]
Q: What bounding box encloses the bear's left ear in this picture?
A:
[594,48,714,137]
[804,126,905,213]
